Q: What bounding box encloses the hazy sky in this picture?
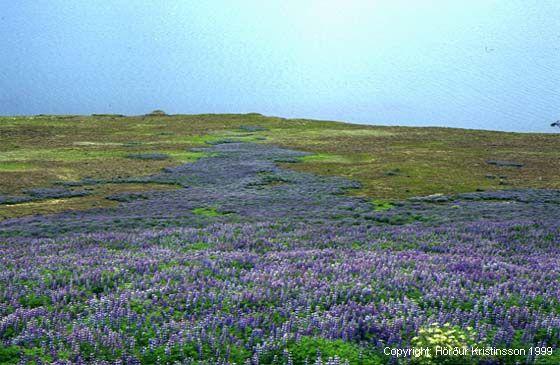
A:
[1,1,559,132]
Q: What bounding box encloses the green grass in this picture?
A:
[262,121,560,198]
[192,206,233,217]
[1,113,558,219]
[0,162,35,172]
[299,153,366,164]
[261,337,384,364]
[371,199,394,211]
[192,206,223,217]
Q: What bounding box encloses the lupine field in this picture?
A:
[0,115,559,364]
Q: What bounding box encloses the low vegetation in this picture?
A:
[1,114,558,214]
[0,114,558,364]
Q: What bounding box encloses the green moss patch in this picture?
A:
[0,162,36,172]
[192,206,227,217]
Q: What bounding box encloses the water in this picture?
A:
[1,1,559,133]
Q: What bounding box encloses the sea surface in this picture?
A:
[2,1,559,133]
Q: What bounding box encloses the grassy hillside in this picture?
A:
[1,113,558,219]
[2,113,560,364]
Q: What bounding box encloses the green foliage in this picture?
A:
[299,153,354,164]
[192,206,222,217]
[371,200,394,211]
[535,349,560,364]
[262,337,383,365]
[229,260,255,270]
[135,343,250,364]
[0,162,35,172]
[9,346,54,364]
[18,293,52,308]
[384,168,402,176]
[0,345,20,364]
[188,242,212,251]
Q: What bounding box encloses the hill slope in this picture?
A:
[1,114,558,219]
